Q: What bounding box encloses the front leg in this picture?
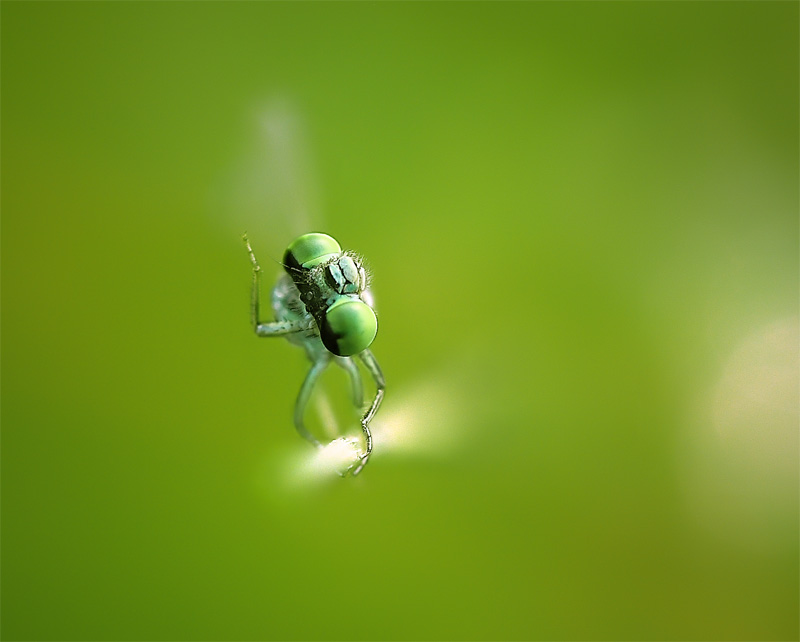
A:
[350,349,385,476]
[336,357,364,408]
[294,356,331,447]
[243,234,302,337]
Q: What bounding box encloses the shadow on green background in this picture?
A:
[2,2,798,640]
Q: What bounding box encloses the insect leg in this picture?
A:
[255,320,303,337]
[293,356,330,447]
[336,357,364,408]
[244,234,302,337]
[350,349,385,476]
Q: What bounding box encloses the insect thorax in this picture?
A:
[271,274,313,328]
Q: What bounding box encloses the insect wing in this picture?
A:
[214,97,325,261]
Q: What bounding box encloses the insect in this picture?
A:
[244,232,385,476]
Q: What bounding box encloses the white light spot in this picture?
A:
[684,317,799,551]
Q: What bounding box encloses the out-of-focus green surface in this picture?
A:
[2,3,798,640]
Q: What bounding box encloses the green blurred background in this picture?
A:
[2,2,798,640]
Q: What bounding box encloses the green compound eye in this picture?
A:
[283,233,341,271]
[320,298,378,356]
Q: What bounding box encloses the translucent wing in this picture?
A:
[213,96,324,261]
